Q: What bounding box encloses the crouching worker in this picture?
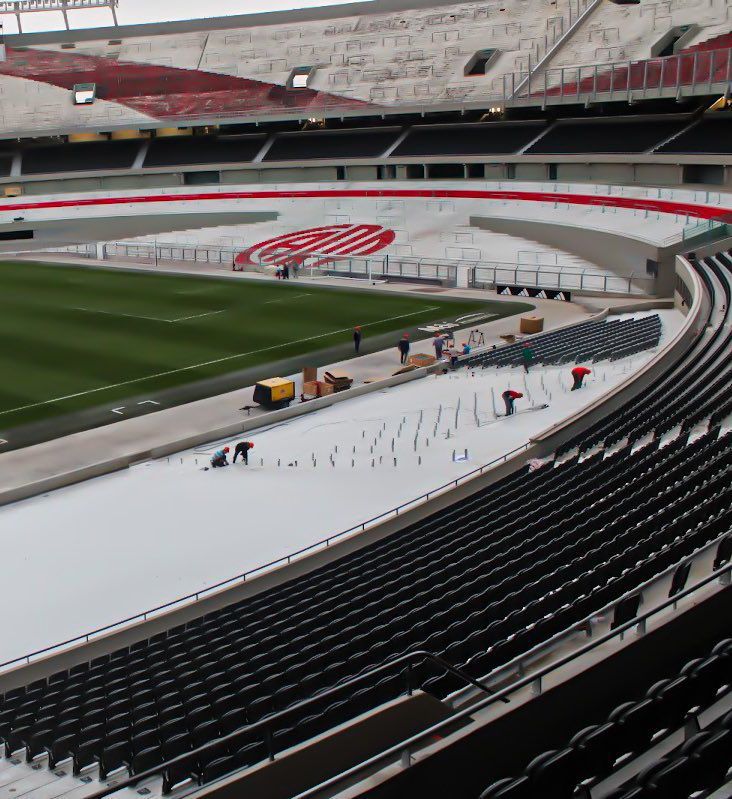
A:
[502,390,523,416]
[233,440,254,464]
[571,366,592,391]
[211,446,230,468]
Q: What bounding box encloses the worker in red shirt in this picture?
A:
[501,390,523,416]
[571,366,592,391]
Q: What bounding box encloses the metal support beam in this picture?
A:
[0,0,118,31]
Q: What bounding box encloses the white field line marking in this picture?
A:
[170,310,226,322]
[263,293,312,304]
[73,306,171,323]
[73,307,226,324]
[0,306,439,417]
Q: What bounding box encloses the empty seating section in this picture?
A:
[0,3,725,136]
[557,250,732,457]
[541,29,732,99]
[392,122,546,157]
[0,260,731,796]
[3,111,725,176]
[21,141,141,175]
[657,114,732,154]
[0,1,598,135]
[480,634,732,798]
[0,153,12,177]
[526,118,687,155]
[143,134,267,168]
[265,128,399,161]
[467,315,662,368]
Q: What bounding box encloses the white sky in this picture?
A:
[2,0,369,34]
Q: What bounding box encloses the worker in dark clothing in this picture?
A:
[433,333,445,359]
[397,333,410,364]
[502,390,523,416]
[353,326,362,354]
[521,346,535,374]
[571,366,592,390]
[233,441,255,464]
[211,447,230,467]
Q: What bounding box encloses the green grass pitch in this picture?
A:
[0,260,531,431]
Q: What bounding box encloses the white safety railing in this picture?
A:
[472,264,651,294]
[44,240,657,295]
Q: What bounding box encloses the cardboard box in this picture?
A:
[408,353,436,367]
[318,381,335,396]
[302,380,319,396]
[302,366,318,383]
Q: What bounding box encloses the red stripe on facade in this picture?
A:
[0,188,728,222]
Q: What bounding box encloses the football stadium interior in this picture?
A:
[0,1,731,798]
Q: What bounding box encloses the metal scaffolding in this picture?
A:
[0,0,118,32]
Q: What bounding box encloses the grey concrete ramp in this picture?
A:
[0,211,277,253]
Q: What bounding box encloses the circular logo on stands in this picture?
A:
[235,224,395,269]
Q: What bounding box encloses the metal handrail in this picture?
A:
[0,442,530,673]
[292,563,732,799]
[81,649,509,799]
[67,241,656,295]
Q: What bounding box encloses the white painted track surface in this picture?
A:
[0,309,682,664]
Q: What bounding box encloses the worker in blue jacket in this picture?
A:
[211,447,230,468]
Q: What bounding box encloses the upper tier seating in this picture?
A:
[467,315,662,367]
[656,113,732,154]
[526,117,688,155]
[392,122,546,157]
[22,140,141,174]
[539,40,730,97]
[264,128,399,161]
[0,2,727,136]
[0,257,730,797]
[480,632,732,799]
[541,5,732,96]
[143,134,267,168]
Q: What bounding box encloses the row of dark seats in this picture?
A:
[607,716,732,798]
[0,259,729,796]
[657,113,732,154]
[1,424,729,791]
[466,315,661,369]
[525,116,687,155]
[556,251,731,457]
[11,113,729,176]
[480,634,731,798]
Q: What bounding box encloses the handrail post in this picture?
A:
[265,726,275,762]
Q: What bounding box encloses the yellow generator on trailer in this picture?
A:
[253,377,295,409]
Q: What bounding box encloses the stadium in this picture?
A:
[0,0,730,797]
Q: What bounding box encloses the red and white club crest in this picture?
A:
[235,224,395,269]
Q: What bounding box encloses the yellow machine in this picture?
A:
[253,377,295,409]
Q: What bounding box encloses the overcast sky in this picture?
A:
[2,0,368,34]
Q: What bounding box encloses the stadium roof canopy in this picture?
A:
[0,0,372,33]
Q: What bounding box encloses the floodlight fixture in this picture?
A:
[72,81,96,104]
[287,65,316,90]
